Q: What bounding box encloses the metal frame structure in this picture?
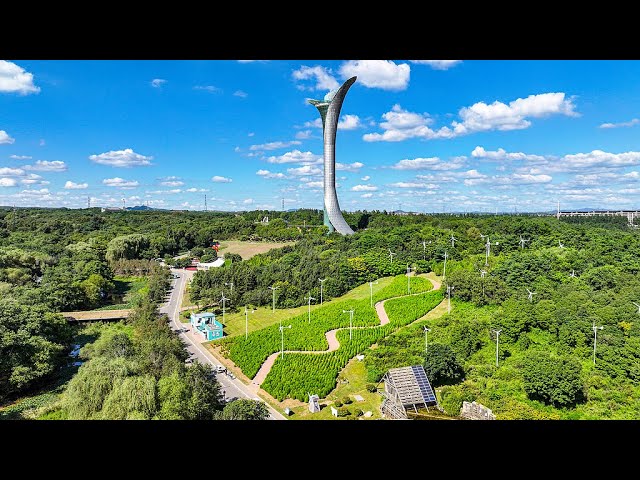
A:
[308,77,357,235]
[378,365,438,419]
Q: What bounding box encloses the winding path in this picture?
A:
[248,275,442,392]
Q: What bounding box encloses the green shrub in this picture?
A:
[342,396,352,405]
[337,407,350,417]
[355,408,364,417]
[334,400,342,407]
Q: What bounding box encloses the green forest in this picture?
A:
[1,206,640,419]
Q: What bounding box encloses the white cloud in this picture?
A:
[292,65,339,91]
[390,156,465,171]
[599,118,639,129]
[194,85,222,93]
[185,187,208,192]
[389,182,439,189]
[463,173,552,186]
[233,90,248,98]
[243,198,254,204]
[336,161,364,172]
[250,140,301,151]
[19,188,49,195]
[361,175,370,181]
[0,130,15,144]
[287,165,322,176]
[89,148,153,167]
[557,150,640,171]
[471,146,547,162]
[361,193,374,198]
[351,184,378,192]
[0,61,40,94]
[151,78,167,88]
[304,118,323,129]
[410,60,462,70]
[0,177,17,187]
[212,175,232,183]
[266,150,322,164]
[364,93,577,142]
[256,169,286,179]
[248,132,255,137]
[39,139,45,146]
[295,130,313,140]
[24,160,67,172]
[103,177,139,188]
[21,173,48,185]
[338,114,362,130]
[0,167,24,176]
[146,189,182,195]
[65,181,88,189]
[159,176,184,187]
[304,181,323,188]
[9,154,31,160]
[339,60,410,91]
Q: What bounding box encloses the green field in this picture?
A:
[218,274,399,337]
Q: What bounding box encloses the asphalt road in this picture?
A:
[159,268,285,420]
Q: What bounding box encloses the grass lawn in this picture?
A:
[288,357,383,420]
[218,240,293,260]
[93,276,148,311]
[219,274,400,337]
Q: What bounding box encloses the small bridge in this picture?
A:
[62,309,131,323]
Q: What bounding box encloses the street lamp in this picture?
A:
[318,278,327,305]
[492,329,501,367]
[423,326,431,356]
[447,285,455,314]
[224,281,234,295]
[343,309,354,341]
[592,322,604,365]
[304,293,316,323]
[369,280,379,308]
[406,264,415,294]
[268,285,279,312]
[244,306,254,340]
[279,324,292,358]
[443,250,448,280]
[220,292,230,324]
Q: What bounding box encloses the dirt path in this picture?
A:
[248,276,442,391]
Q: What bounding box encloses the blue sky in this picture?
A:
[2,59,640,212]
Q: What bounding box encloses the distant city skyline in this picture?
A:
[2,60,640,212]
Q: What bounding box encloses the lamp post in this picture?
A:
[279,324,292,358]
[423,326,431,356]
[224,281,234,295]
[343,309,354,341]
[304,294,316,323]
[492,329,501,367]
[480,269,487,298]
[369,280,379,308]
[268,285,279,312]
[447,285,454,314]
[388,249,396,264]
[592,322,604,365]
[244,306,254,340]
[443,250,448,280]
[318,278,327,305]
[406,264,415,294]
[220,292,229,324]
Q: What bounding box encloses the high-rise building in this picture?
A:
[308,76,357,235]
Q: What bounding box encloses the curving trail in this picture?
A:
[249,275,442,391]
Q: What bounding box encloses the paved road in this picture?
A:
[159,268,285,420]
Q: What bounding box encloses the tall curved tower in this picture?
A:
[308,76,357,235]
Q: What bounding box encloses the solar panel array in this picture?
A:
[411,365,437,404]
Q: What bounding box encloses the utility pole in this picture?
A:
[318,278,327,305]
[406,264,414,294]
[492,329,501,367]
[279,324,292,358]
[443,251,448,280]
[282,197,285,212]
[423,326,431,356]
[204,194,207,212]
[87,196,91,209]
[592,322,603,365]
[244,306,254,340]
[343,309,354,341]
[122,198,126,210]
[447,284,454,314]
[220,292,229,325]
[304,294,316,323]
[268,286,279,314]
[369,280,379,308]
